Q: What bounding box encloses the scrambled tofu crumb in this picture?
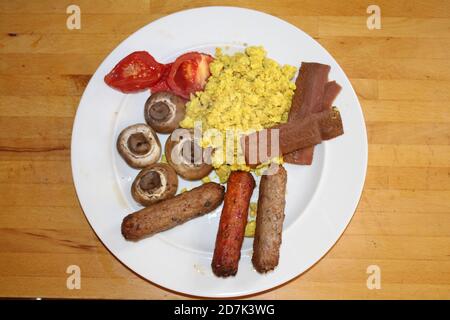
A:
[180,46,296,183]
[201,176,211,184]
[249,202,257,217]
[245,220,256,237]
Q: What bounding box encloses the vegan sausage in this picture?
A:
[211,171,256,277]
[122,182,225,240]
[252,165,287,273]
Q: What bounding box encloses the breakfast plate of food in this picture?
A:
[71,6,367,297]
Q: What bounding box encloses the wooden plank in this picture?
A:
[1,275,448,299]
[328,234,450,260]
[149,0,450,18]
[0,75,90,96]
[0,54,102,75]
[0,34,125,54]
[349,78,378,100]
[366,122,450,145]
[1,259,449,299]
[300,258,450,286]
[319,16,450,39]
[379,79,450,101]
[0,145,70,161]
[358,189,450,213]
[0,206,89,229]
[0,96,79,117]
[0,183,78,207]
[0,14,161,35]
[0,161,72,184]
[365,166,450,191]
[0,228,103,254]
[268,15,319,37]
[347,212,450,237]
[0,252,131,279]
[256,282,450,299]
[0,276,178,299]
[1,254,449,286]
[0,0,151,14]
[350,79,450,103]
[335,56,450,81]
[317,37,450,59]
[368,145,450,167]
[0,117,73,139]
[361,100,450,123]
[1,13,318,37]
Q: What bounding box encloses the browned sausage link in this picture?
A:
[252,165,287,273]
[121,182,225,240]
[211,171,255,277]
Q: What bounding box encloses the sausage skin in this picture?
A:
[211,171,256,277]
[122,182,225,240]
[252,165,287,273]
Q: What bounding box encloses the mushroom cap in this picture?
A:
[144,91,187,134]
[117,124,161,169]
[131,163,178,206]
[165,129,213,181]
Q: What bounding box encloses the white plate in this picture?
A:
[71,6,367,297]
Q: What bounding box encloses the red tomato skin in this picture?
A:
[149,80,171,93]
[167,52,213,99]
[149,63,172,94]
[104,51,165,93]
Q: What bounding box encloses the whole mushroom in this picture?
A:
[144,91,187,134]
[165,129,213,180]
[117,124,161,169]
[131,163,178,206]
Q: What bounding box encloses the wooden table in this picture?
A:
[0,0,449,299]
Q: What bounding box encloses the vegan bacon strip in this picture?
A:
[288,62,331,118]
[241,107,344,166]
[212,171,255,277]
[284,63,342,165]
[322,81,342,111]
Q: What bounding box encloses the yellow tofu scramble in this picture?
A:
[180,46,297,182]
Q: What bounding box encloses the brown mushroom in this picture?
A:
[144,92,187,134]
[117,124,161,169]
[165,129,213,180]
[131,163,178,206]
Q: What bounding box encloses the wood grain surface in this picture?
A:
[0,0,449,299]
